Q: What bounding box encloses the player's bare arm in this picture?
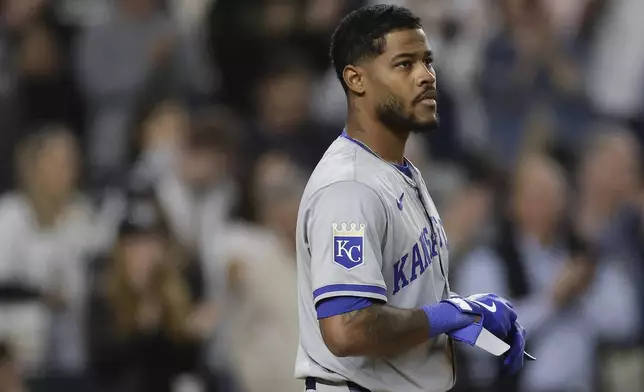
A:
[320,301,485,358]
[320,303,429,357]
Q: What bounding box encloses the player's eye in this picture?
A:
[395,61,412,69]
[423,58,434,66]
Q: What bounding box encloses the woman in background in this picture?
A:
[87,189,214,392]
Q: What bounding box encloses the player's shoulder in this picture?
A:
[304,137,359,192]
[301,137,393,203]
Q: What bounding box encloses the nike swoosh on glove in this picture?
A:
[502,321,527,375]
[441,293,517,345]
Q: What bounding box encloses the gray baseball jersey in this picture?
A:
[294,133,455,392]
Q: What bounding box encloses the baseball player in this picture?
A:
[294,5,529,392]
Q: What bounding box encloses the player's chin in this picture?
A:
[411,112,439,133]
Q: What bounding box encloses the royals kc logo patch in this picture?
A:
[332,222,366,270]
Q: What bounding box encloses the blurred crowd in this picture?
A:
[0,0,643,392]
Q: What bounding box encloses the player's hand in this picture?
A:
[442,293,517,340]
[502,320,527,375]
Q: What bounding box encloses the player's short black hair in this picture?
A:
[330,4,423,92]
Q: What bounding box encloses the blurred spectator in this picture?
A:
[455,153,638,392]
[587,0,644,123]
[75,0,203,182]
[575,127,644,390]
[577,126,641,240]
[130,105,248,391]
[0,342,26,392]
[207,0,356,113]
[0,0,77,193]
[87,188,213,392]
[216,153,306,392]
[130,103,240,294]
[15,21,84,140]
[244,52,337,172]
[164,0,216,102]
[0,126,109,379]
[150,108,238,253]
[480,0,592,167]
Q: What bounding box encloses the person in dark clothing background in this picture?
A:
[86,189,209,392]
[14,19,85,141]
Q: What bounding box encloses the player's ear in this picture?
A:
[343,65,365,95]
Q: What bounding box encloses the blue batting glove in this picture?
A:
[442,293,517,342]
[502,321,527,374]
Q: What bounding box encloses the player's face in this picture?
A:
[367,28,438,134]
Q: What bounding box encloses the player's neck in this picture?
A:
[345,113,408,166]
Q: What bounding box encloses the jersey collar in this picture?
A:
[340,128,419,187]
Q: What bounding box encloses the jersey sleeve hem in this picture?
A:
[313,283,388,306]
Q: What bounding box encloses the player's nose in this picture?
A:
[416,64,436,87]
